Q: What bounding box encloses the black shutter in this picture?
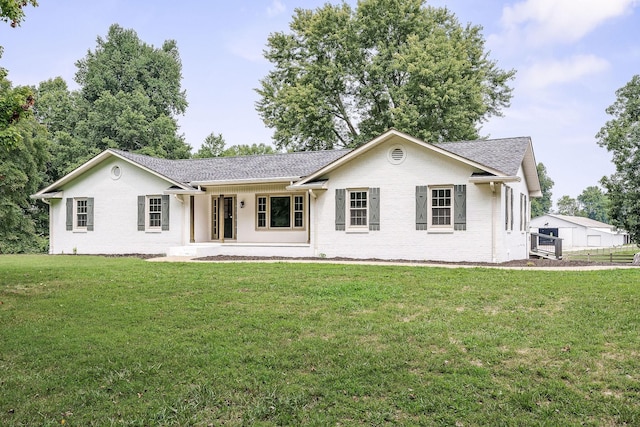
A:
[161,194,170,231]
[369,188,380,231]
[66,198,73,231]
[138,196,145,231]
[335,189,345,230]
[454,185,466,231]
[416,186,428,230]
[86,198,94,231]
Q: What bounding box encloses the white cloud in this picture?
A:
[267,0,286,18]
[500,0,639,46]
[519,54,610,90]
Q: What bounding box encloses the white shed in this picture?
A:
[530,214,630,250]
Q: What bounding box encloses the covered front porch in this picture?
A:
[171,182,324,257]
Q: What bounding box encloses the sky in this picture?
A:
[1,0,639,204]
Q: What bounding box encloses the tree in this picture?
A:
[256,0,514,151]
[0,0,37,28]
[34,78,96,182]
[223,143,277,157]
[194,132,226,158]
[194,132,279,158]
[0,76,48,253]
[577,185,609,223]
[73,24,190,159]
[530,163,554,217]
[597,74,640,243]
[556,195,580,216]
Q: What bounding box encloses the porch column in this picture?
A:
[189,195,195,243]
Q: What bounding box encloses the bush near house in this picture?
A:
[1,255,639,426]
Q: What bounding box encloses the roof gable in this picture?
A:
[294,130,540,194]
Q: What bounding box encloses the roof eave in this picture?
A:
[468,176,521,184]
[30,191,63,200]
[191,176,303,187]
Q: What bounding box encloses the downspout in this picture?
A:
[490,182,497,263]
[42,198,53,254]
[308,189,317,249]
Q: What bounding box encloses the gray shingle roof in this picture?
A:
[111,136,529,187]
[111,149,351,184]
[434,137,531,176]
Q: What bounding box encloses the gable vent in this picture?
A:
[388,145,406,165]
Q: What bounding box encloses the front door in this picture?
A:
[211,195,236,241]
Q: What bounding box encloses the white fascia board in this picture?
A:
[30,191,63,200]
[286,181,328,191]
[468,176,521,184]
[190,176,302,186]
[163,188,205,195]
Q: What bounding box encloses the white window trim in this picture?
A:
[73,197,88,232]
[146,195,163,232]
[428,185,454,231]
[255,194,306,231]
[347,188,369,231]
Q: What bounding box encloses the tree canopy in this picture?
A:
[256,0,514,151]
[0,0,37,28]
[0,75,48,253]
[194,132,278,158]
[530,163,554,218]
[72,24,190,159]
[597,74,640,243]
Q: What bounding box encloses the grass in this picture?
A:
[1,255,639,426]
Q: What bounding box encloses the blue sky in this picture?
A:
[1,0,638,204]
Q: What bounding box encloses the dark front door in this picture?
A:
[223,196,234,239]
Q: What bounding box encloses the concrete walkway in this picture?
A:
[147,256,639,271]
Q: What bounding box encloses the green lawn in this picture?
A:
[1,255,639,426]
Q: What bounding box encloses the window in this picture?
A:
[76,199,88,228]
[430,187,452,227]
[520,193,528,231]
[294,195,304,227]
[66,197,94,231]
[138,195,169,231]
[505,186,514,231]
[148,196,162,229]
[257,196,267,228]
[349,190,368,228]
[256,194,305,230]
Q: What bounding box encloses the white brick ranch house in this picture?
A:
[32,130,541,263]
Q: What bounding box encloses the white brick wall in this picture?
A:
[310,136,529,263]
[50,157,185,254]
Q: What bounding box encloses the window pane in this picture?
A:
[76,199,87,227]
[149,197,162,228]
[257,197,267,228]
[349,191,367,226]
[431,188,452,226]
[270,196,291,228]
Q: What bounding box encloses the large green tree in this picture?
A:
[597,74,640,243]
[577,185,609,223]
[256,0,514,151]
[0,76,48,253]
[530,163,554,218]
[556,195,580,216]
[73,24,190,159]
[0,0,48,253]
